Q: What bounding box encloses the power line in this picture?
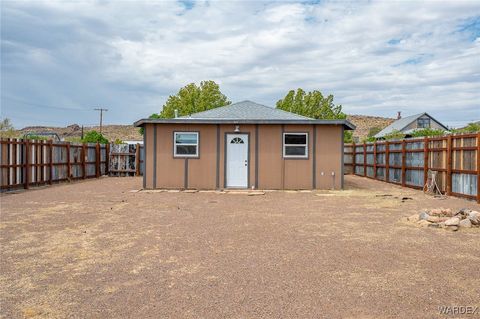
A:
[2,96,91,111]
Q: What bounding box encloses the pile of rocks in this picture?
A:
[407,208,479,231]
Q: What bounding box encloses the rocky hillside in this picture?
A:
[347,115,395,141]
[2,115,394,142]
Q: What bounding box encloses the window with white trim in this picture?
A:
[174,132,199,157]
[283,133,308,158]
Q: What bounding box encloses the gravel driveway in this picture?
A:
[1,176,479,318]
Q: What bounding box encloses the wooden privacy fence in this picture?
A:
[344,132,480,203]
[0,138,109,191]
[109,143,144,176]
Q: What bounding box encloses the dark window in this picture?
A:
[417,118,431,128]
[283,133,308,158]
[230,137,244,144]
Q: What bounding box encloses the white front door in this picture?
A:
[226,134,249,188]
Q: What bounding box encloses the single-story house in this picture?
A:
[134,101,355,190]
[374,112,448,139]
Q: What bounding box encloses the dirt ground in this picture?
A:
[1,176,479,319]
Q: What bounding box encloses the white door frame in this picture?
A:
[225,133,249,188]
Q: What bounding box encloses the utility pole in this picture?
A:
[94,108,108,134]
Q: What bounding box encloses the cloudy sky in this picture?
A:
[1,0,479,128]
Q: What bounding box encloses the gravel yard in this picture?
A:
[1,176,479,318]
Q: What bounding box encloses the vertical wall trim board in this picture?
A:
[223,133,227,189]
[216,125,220,189]
[341,126,345,189]
[143,126,147,189]
[153,125,157,189]
[255,124,259,189]
[281,124,285,189]
[313,125,317,189]
[184,158,189,189]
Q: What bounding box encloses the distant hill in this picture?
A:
[347,115,395,141]
[2,115,394,142]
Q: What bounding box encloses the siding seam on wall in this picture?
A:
[153,125,157,189]
[143,125,146,189]
[255,124,259,189]
[313,125,316,189]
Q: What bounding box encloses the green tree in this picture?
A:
[82,130,109,144]
[368,127,382,138]
[276,89,346,120]
[277,88,350,141]
[0,118,13,131]
[344,130,353,143]
[159,80,231,118]
[383,130,405,140]
[452,122,480,134]
[410,128,445,137]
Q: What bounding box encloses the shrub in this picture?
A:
[383,130,405,140]
[410,128,445,137]
[82,130,109,144]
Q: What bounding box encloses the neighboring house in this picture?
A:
[134,100,355,190]
[374,112,448,138]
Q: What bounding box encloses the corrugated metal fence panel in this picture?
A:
[86,143,97,177]
[405,152,424,167]
[1,139,108,191]
[452,173,477,196]
[343,133,479,202]
[405,170,424,187]
[52,142,68,180]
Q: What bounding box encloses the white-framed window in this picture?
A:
[174,132,199,157]
[283,132,308,158]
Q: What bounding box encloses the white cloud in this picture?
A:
[1,0,479,128]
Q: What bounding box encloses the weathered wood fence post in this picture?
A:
[82,143,87,179]
[352,142,356,174]
[95,142,100,178]
[49,140,53,185]
[66,142,71,181]
[446,135,452,196]
[24,139,30,189]
[135,143,141,176]
[385,141,390,183]
[477,132,480,203]
[423,137,428,186]
[363,142,367,177]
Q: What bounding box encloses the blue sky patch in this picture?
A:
[457,16,480,41]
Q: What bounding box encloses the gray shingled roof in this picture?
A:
[182,100,313,120]
[374,112,447,138]
[133,100,356,130]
